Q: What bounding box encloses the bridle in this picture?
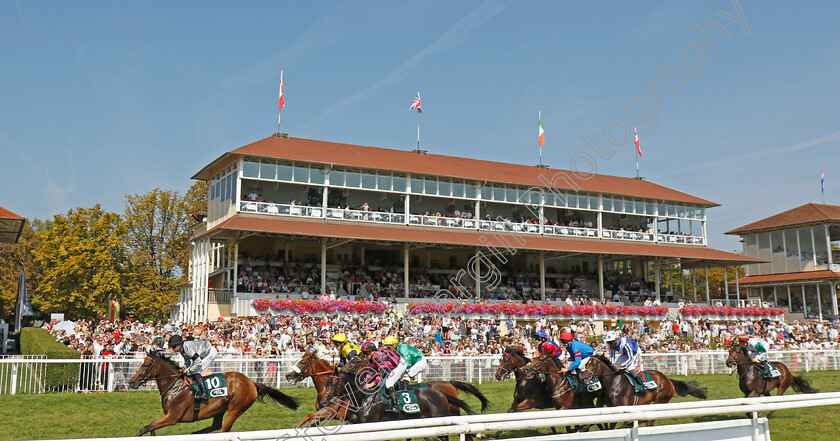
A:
[133,354,181,388]
[290,352,333,383]
[496,353,525,379]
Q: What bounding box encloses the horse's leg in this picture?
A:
[136,413,181,436]
[192,415,223,434]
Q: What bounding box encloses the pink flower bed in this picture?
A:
[407,302,668,318]
[252,299,387,315]
[679,306,786,317]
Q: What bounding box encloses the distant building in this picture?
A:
[0,205,25,244]
[727,204,840,320]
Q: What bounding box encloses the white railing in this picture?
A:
[543,224,599,238]
[658,233,704,245]
[601,230,654,242]
[239,201,323,218]
[3,349,839,395]
[327,208,406,224]
[57,393,840,441]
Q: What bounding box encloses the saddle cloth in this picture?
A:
[383,389,421,414]
[757,363,782,379]
[623,371,658,392]
[200,373,228,398]
[565,375,602,393]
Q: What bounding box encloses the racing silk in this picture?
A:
[566,340,595,371]
[176,340,217,375]
[340,342,362,364]
[395,342,424,367]
[370,347,401,371]
[539,341,561,357]
[746,337,768,360]
[609,337,640,369]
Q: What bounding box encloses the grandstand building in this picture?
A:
[727,203,840,320]
[175,135,758,323]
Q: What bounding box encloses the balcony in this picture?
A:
[237,202,704,245]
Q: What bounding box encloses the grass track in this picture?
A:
[3,371,840,440]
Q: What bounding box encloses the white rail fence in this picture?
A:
[56,393,840,441]
[2,350,839,395]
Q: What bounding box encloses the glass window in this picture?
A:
[635,200,644,214]
[310,167,325,185]
[481,185,492,200]
[377,174,392,191]
[293,165,309,183]
[211,181,218,200]
[243,160,259,178]
[393,175,406,192]
[506,187,517,202]
[221,177,228,202]
[544,191,555,206]
[465,183,477,199]
[798,227,814,267]
[646,202,654,215]
[362,172,376,189]
[602,197,612,212]
[531,189,542,205]
[452,181,464,198]
[346,171,361,188]
[758,233,771,275]
[771,231,786,273]
[814,225,829,265]
[579,194,589,210]
[439,180,451,197]
[424,178,437,195]
[567,193,578,208]
[411,177,423,194]
[493,186,505,201]
[277,164,292,181]
[259,160,276,180]
[613,198,623,213]
[330,169,345,186]
[590,196,599,209]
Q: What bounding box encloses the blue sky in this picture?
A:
[1,1,838,252]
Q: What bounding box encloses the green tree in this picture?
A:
[0,219,47,320]
[33,206,126,319]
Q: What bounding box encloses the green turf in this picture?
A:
[3,371,839,440]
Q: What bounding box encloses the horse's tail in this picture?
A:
[671,379,708,400]
[444,392,476,415]
[449,381,490,412]
[791,376,819,394]
[255,382,300,409]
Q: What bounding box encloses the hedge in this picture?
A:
[20,327,80,392]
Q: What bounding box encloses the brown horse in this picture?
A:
[725,343,818,400]
[588,355,706,427]
[289,348,488,425]
[495,347,552,412]
[523,353,575,410]
[319,356,474,432]
[128,351,298,435]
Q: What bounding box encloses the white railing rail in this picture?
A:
[54,393,840,441]
[3,349,839,395]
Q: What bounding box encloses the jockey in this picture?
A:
[534,330,563,371]
[382,335,428,385]
[738,335,770,370]
[361,341,402,413]
[557,331,594,385]
[167,334,218,400]
[604,330,648,391]
[331,333,361,367]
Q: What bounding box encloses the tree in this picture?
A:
[33,206,126,319]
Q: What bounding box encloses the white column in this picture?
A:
[724,266,729,306]
[701,208,707,245]
[322,167,330,216]
[321,240,327,296]
[597,255,605,301]
[652,203,659,243]
[831,283,839,319]
[233,241,239,296]
[773,286,779,306]
[540,251,546,301]
[475,184,482,231]
[704,266,710,305]
[474,248,481,300]
[680,259,685,298]
[404,174,411,225]
[817,284,823,321]
[691,269,697,303]
[404,243,410,299]
[787,286,793,312]
[654,259,661,299]
[735,266,741,304]
[826,223,834,265]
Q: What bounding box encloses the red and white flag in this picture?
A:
[410,92,422,113]
[278,70,285,124]
[634,127,642,157]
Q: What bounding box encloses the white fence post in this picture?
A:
[10,362,17,395]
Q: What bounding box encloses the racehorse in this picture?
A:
[588,354,707,427]
[128,351,299,435]
[495,347,553,412]
[288,348,489,426]
[319,355,474,432]
[725,343,818,400]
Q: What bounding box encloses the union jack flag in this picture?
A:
[410,92,422,113]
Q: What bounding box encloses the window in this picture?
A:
[506,187,517,202]
[646,202,654,215]
[330,169,345,186]
[276,163,292,182]
[411,177,423,194]
[424,178,437,195]
[346,171,361,188]
[579,194,589,210]
[452,181,464,198]
[635,200,644,214]
[493,186,505,201]
[567,193,578,209]
[613,198,623,213]
[310,167,325,185]
[590,196,599,210]
[602,197,612,212]
[465,183,477,198]
[377,174,391,191]
[392,175,406,192]
[362,172,376,189]
[293,165,309,183]
[243,160,259,178]
[438,180,451,197]
[260,161,276,180]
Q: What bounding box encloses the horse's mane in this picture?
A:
[151,351,181,373]
[593,353,617,372]
[504,346,530,362]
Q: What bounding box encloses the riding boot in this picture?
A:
[627,369,648,391]
[386,386,399,413]
[191,374,209,400]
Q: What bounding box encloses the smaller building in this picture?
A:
[0,205,25,244]
[727,203,840,320]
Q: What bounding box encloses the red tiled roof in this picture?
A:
[726,203,840,235]
[0,205,25,244]
[0,205,23,221]
[199,214,758,266]
[730,271,840,286]
[193,136,718,207]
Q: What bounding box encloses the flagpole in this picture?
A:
[277,70,283,135]
[539,111,543,168]
[417,110,420,150]
[635,127,639,180]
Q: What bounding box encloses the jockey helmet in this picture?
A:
[558,331,574,342]
[167,334,183,348]
[331,333,348,343]
[361,341,377,353]
[738,335,750,342]
[603,330,619,342]
[534,330,548,340]
[383,336,399,345]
